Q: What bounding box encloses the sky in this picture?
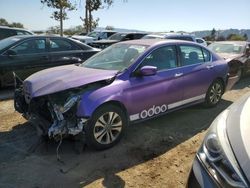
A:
[0,0,250,32]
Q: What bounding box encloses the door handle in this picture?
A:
[175,73,183,77]
[206,65,214,69]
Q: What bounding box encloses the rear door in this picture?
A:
[176,44,215,101]
[48,38,91,66]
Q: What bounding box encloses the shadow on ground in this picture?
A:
[0,100,233,188]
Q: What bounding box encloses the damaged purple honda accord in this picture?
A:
[14,39,237,150]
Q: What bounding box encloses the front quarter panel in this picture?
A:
[76,79,127,118]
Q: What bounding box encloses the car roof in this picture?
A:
[212,41,249,45]
[6,35,70,40]
[120,39,198,47]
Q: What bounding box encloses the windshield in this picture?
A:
[87,31,100,38]
[108,33,126,40]
[0,37,21,50]
[81,43,148,71]
[208,43,245,54]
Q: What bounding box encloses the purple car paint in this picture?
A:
[24,64,118,98]
[14,39,239,150]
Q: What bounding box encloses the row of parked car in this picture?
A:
[71,29,207,48]
[1,25,250,188]
[1,26,249,88]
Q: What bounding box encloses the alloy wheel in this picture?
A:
[209,83,222,104]
[93,112,122,144]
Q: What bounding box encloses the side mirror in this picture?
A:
[139,66,157,76]
[5,49,17,56]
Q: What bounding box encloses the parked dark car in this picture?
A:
[0,26,33,40]
[90,32,147,49]
[14,39,238,150]
[0,35,99,87]
[208,41,250,78]
[187,92,250,188]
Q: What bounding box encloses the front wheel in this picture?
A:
[204,80,224,107]
[85,104,127,150]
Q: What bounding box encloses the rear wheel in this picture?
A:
[204,80,224,107]
[85,104,127,150]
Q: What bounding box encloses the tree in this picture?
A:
[210,28,216,41]
[47,25,60,34]
[216,35,225,41]
[243,33,248,41]
[226,34,245,41]
[41,0,76,36]
[9,22,24,28]
[83,0,114,33]
[105,25,114,30]
[0,18,8,26]
[0,18,24,28]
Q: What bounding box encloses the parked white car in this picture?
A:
[71,30,117,44]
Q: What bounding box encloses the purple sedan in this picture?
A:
[14,39,237,150]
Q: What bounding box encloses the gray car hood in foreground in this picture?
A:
[24,65,118,98]
[226,92,250,182]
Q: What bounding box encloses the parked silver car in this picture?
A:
[187,92,250,187]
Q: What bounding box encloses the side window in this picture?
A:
[107,32,115,38]
[134,34,144,39]
[16,30,31,35]
[11,39,46,55]
[140,46,177,71]
[202,48,211,62]
[180,45,205,66]
[49,39,80,52]
[124,34,134,40]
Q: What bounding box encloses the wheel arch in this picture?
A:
[228,59,244,77]
[214,77,226,93]
[92,100,129,122]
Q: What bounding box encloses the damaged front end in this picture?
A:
[14,74,111,141]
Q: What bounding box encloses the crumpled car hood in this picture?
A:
[216,53,242,62]
[226,93,250,182]
[24,65,118,98]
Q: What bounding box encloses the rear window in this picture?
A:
[49,38,81,52]
[0,28,16,40]
[167,36,195,42]
[0,37,21,50]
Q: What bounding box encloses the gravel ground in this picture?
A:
[0,77,249,188]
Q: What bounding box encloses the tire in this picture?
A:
[85,104,127,150]
[204,80,224,107]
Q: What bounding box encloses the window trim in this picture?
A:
[48,38,82,52]
[177,44,212,67]
[6,38,47,55]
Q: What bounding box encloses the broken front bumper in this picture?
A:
[13,79,88,139]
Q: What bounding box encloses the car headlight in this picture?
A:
[199,110,248,187]
[59,95,80,113]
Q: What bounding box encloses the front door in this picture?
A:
[1,38,49,85]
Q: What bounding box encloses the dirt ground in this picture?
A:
[0,77,250,188]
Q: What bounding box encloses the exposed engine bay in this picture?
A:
[14,75,111,141]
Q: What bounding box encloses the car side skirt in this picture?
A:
[129,94,206,123]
